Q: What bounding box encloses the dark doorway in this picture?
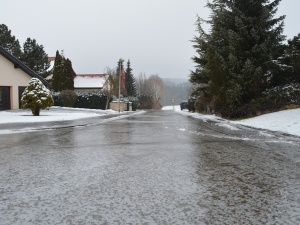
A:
[0,86,11,110]
[18,86,26,109]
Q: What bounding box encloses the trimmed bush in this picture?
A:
[74,91,107,109]
[59,90,77,107]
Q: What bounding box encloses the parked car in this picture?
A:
[180,101,188,110]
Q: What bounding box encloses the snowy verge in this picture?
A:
[162,105,300,137]
[0,107,145,134]
[0,106,122,124]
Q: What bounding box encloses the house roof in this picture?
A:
[48,57,56,61]
[47,57,55,72]
[74,74,108,88]
[76,74,106,77]
[0,47,48,86]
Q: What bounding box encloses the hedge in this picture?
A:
[52,91,108,110]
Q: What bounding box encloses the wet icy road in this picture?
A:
[1,110,300,224]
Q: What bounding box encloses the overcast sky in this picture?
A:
[1,0,299,79]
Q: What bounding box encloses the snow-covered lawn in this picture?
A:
[162,105,300,137]
[0,107,119,124]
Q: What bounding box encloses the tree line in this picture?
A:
[0,24,50,78]
[190,0,300,118]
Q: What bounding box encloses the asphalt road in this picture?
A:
[0,110,300,224]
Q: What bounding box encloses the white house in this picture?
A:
[0,47,48,110]
[74,74,110,92]
[47,56,110,92]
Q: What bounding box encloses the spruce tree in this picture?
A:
[190,0,286,117]
[21,38,50,78]
[52,51,75,92]
[280,34,300,84]
[125,60,137,97]
[0,24,22,58]
[190,16,210,96]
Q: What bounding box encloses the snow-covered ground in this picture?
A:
[0,107,119,124]
[1,106,299,137]
[162,105,300,137]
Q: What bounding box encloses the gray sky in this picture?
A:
[1,0,299,79]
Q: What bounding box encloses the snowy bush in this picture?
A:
[258,83,300,112]
[21,78,54,116]
[187,96,196,112]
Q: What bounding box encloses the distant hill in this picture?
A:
[162,77,189,85]
[161,77,194,106]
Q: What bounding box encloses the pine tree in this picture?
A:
[21,78,54,116]
[51,51,75,92]
[0,24,22,58]
[125,60,137,97]
[190,0,286,117]
[21,38,50,78]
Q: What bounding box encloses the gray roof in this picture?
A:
[0,47,48,86]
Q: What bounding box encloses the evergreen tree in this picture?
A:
[52,51,64,91]
[21,78,54,116]
[125,60,137,97]
[190,16,210,97]
[0,24,22,58]
[190,0,286,117]
[52,51,75,92]
[64,58,76,90]
[280,34,300,84]
[20,38,50,78]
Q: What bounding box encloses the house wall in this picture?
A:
[0,55,32,109]
[109,101,132,112]
[74,88,102,93]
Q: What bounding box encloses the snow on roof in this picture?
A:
[74,74,108,88]
[47,57,56,72]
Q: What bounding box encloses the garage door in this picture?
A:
[0,86,11,110]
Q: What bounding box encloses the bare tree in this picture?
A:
[136,73,164,109]
[136,72,148,95]
[148,74,164,109]
[103,67,118,109]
